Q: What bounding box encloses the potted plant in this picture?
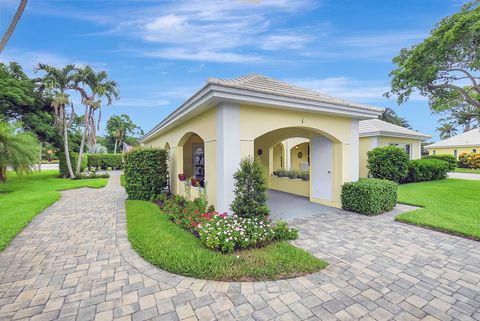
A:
[191,177,199,187]
[178,173,186,181]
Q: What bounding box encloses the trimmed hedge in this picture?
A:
[341,178,398,215]
[404,159,449,183]
[124,148,168,200]
[87,154,123,170]
[59,152,87,177]
[367,146,409,183]
[423,154,457,171]
[272,169,309,181]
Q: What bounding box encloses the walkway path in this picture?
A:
[448,172,480,180]
[0,172,479,321]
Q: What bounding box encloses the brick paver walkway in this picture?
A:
[0,172,479,321]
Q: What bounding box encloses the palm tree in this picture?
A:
[36,64,77,178]
[0,121,40,182]
[0,0,28,54]
[437,123,458,140]
[380,108,412,129]
[74,66,119,173]
[106,114,140,154]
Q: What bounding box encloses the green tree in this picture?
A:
[380,108,411,128]
[74,66,119,173]
[231,156,269,218]
[36,64,78,178]
[386,1,480,112]
[437,123,458,140]
[0,121,40,182]
[106,114,141,154]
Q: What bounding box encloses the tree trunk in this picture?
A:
[0,166,6,182]
[0,0,28,54]
[63,110,75,179]
[38,141,42,172]
[114,138,118,154]
[76,106,90,174]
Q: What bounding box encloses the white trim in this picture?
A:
[425,143,480,149]
[142,83,383,143]
[216,102,240,214]
[351,119,359,182]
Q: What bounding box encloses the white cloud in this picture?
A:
[144,48,262,63]
[114,98,170,108]
[261,34,311,50]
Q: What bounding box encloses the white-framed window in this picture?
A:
[389,143,412,159]
[433,150,436,155]
[454,149,458,158]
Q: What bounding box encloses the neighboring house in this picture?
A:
[425,128,480,159]
[359,119,431,178]
[141,74,382,212]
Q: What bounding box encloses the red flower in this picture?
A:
[195,209,199,213]
[183,209,187,213]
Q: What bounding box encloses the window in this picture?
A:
[433,150,436,155]
[389,143,412,159]
[473,149,477,153]
[454,150,458,158]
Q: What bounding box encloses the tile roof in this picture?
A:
[208,74,381,112]
[359,119,431,139]
[425,128,480,148]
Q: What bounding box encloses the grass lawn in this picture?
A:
[0,170,108,251]
[126,200,327,281]
[453,167,480,174]
[396,179,480,240]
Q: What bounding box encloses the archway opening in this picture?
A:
[180,133,205,187]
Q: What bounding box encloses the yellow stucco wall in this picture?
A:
[269,176,309,197]
[142,108,217,206]
[428,146,480,159]
[290,142,309,171]
[359,136,424,178]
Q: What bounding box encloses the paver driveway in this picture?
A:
[0,172,479,321]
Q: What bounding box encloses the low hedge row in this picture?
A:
[124,148,168,200]
[423,154,457,171]
[87,154,123,170]
[272,169,309,181]
[59,152,87,177]
[404,159,449,183]
[341,178,397,215]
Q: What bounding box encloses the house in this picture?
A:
[358,119,431,177]
[425,128,480,159]
[141,74,382,213]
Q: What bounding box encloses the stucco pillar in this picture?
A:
[173,147,183,195]
[351,119,359,182]
[216,102,241,214]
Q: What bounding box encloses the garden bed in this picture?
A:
[126,200,327,281]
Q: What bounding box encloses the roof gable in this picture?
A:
[425,128,480,148]
[359,119,431,140]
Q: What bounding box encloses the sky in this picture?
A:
[0,0,470,141]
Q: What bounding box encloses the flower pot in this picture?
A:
[178,174,186,181]
[191,178,199,187]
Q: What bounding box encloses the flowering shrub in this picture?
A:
[272,221,299,240]
[458,152,480,169]
[197,215,276,253]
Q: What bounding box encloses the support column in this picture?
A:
[351,119,359,182]
[216,102,240,214]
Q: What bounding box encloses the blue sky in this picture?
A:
[0,0,470,141]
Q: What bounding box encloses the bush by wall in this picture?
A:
[231,156,269,218]
[458,152,480,169]
[272,169,309,181]
[59,152,87,177]
[404,159,449,183]
[367,146,409,183]
[341,178,398,215]
[124,148,168,200]
[87,154,123,170]
[423,154,457,171]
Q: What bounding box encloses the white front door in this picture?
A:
[310,136,333,201]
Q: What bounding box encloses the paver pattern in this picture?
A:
[0,171,479,321]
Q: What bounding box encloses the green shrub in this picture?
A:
[404,159,449,183]
[367,146,409,183]
[231,156,269,218]
[272,169,309,181]
[458,153,469,168]
[341,178,398,215]
[423,154,457,171]
[272,221,299,240]
[124,148,168,200]
[59,152,87,177]
[87,154,123,170]
[458,152,480,169]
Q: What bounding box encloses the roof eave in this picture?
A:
[360,131,431,140]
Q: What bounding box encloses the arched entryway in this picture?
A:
[177,132,205,188]
[254,126,339,206]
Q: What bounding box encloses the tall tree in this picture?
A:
[36,64,77,178]
[380,108,412,128]
[74,66,119,173]
[105,114,141,154]
[437,123,458,140]
[0,121,40,182]
[0,0,28,54]
[386,1,480,112]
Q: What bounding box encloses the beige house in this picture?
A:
[141,74,383,212]
[425,128,480,159]
[358,119,431,177]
